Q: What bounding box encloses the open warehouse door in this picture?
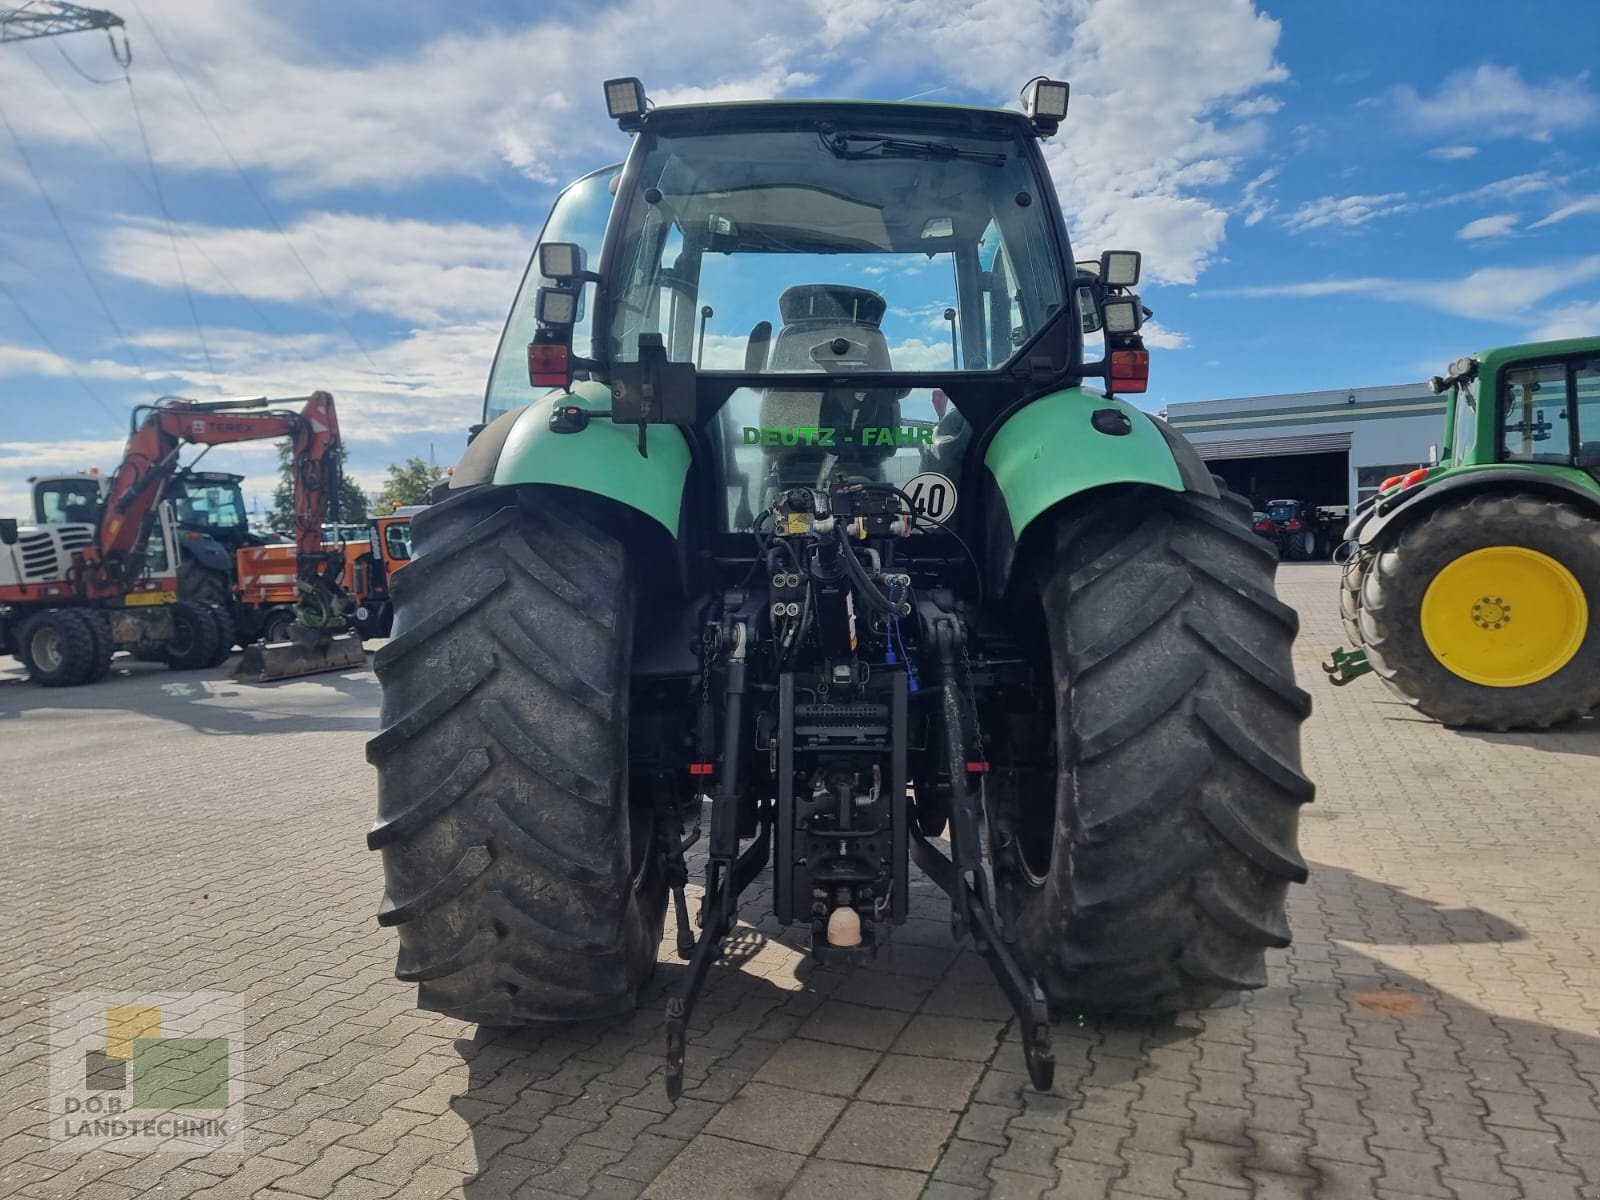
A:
[1194,433,1352,560]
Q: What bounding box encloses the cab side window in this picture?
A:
[1576,359,1600,466]
[1500,361,1568,463]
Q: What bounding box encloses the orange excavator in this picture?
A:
[1,391,366,685]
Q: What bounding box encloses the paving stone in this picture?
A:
[890,1013,1005,1061]
[815,1100,958,1171]
[639,1134,802,1199]
[794,1002,911,1052]
[750,1037,881,1097]
[783,1157,926,1199]
[701,1081,846,1155]
[858,1052,983,1110]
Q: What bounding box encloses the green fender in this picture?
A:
[452,382,691,537]
[983,387,1206,541]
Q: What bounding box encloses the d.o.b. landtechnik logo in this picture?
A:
[49,992,245,1153]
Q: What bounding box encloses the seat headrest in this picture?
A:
[778,285,887,329]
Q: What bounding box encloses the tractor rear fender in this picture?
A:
[981,388,1217,592]
[1352,465,1600,548]
[448,382,691,538]
[179,534,232,573]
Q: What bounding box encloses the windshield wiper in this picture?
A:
[821,131,1007,166]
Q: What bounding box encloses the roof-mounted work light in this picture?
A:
[604,77,648,131]
[1021,77,1070,136]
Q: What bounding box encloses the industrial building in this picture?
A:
[1161,381,1446,515]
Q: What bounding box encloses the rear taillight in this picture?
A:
[1399,467,1430,489]
[527,343,570,388]
[1109,349,1149,394]
[1285,518,1303,530]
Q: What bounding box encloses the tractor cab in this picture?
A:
[31,472,107,527]
[166,471,255,551]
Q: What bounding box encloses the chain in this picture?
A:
[959,632,982,748]
[699,622,721,706]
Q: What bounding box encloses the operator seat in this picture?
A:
[758,285,906,485]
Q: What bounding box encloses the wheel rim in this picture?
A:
[1421,546,1588,687]
[30,626,64,672]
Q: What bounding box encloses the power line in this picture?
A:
[130,0,384,376]
[0,266,122,422]
[122,68,217,383]
[0,92,158,392]
[18,40,290,339]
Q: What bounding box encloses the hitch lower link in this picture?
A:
[1321,646,1373,686]
[657,613,1056,1101]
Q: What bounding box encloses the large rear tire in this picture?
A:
[1338,551,1366,646]
[159,601,222,671]
[199,605,236,667]
[1358,493,1600,729]
[19,609,99,687]
[83,610,114,682]
[1008,486,1313,1014]
[367,486,666,1024]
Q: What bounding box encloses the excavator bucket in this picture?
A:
[232,629,367,682]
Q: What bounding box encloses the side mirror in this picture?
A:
[0,518,17,546]
[538,242,585,281]
[1100,250,1142,288]
[1075,284,1102,334]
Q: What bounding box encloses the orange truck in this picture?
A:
[236,506,418,642]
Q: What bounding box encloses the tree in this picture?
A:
[378,457,444,509]
[270,441,367,532]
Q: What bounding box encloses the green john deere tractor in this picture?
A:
[1329,338,1600,729]
[367,78,1313,1098]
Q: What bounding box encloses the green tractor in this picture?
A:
[366,78,1312,1098]
[1329,338,1600,729]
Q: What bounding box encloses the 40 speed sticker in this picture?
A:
[904,472,958,521]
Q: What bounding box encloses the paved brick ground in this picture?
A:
[3,563,1599,1199]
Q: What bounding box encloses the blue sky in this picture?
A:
[2,0,1597,518]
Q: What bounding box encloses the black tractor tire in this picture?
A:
[367,486,667,1025]
[260,607,296,645]
[83,610,114,682]
[1338,551,1366,646]
[1010,485,1313,1015]
[1358,493,1600,729]
[159,601,223,671]
[179,563,232,610]
[199,605,236,666]
[19,609,99,687]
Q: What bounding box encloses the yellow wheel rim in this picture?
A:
[1421,546,1588,687]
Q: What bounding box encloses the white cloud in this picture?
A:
[1456,213,1518,241]
[1530,195,1600,229]
[1283,192,1410,232]
[1239,167,1278,227]
[0,342,146,382]
[1391,64,1600,142]
[1535,300,1600,342]
[1425,145,1478,161]
[1138,321,1189,350]
[0,0,1292,293]
[1046,0,1287,285]
[1217,255,1600,323]
[101,214,529,324]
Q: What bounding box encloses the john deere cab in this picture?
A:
[1331,337,1600,728]
[368,78,1312,1098]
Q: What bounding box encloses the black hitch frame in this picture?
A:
[658,602,1056,1100]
